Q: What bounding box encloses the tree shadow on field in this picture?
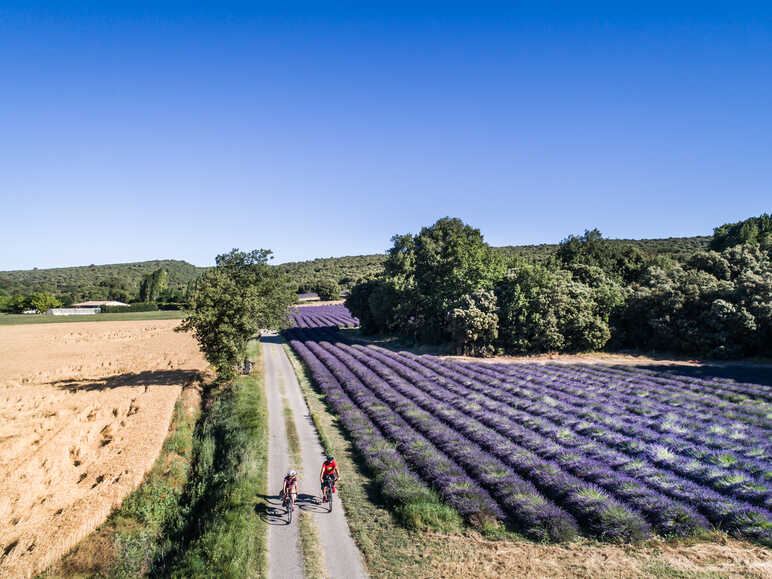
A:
[53,369,203,392]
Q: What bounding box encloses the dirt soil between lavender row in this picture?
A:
[0,320,208,578]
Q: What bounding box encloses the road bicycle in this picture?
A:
[281,489,294,523]
[322,474,335,512]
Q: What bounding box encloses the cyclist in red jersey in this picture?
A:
[319,455,339,502]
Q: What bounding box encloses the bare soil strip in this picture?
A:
[0,320,207,578]
[262,336,366,578]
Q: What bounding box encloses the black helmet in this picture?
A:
[326,455,334,462]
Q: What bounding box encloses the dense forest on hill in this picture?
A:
[494,236,711,263]
[0,235,719,312]
[275,254,388,293]
[0,260,203,307]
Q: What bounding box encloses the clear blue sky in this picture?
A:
[1,2,770,270]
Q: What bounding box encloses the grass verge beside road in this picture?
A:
[157,339,268,577]
[0,310,186,325]
[43,340,269,578]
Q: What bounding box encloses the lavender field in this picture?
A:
[290,304,359,329]
[286,307,772,545]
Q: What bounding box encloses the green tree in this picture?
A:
[346,217,504,345]
[9,294,31,313]
[139,269,168,302]
[497,263,624,353]
[0,294,13,312]
[314,278,340,301]
[178,249,294,380]
[384,233,416,288]
[28,292,62,313]
[344,278,380,334]
[711,213,772,252]
[556,229,647,283]
[615,244,772,357]
[447,290,499,356]
[345,277,404,335]
[410,217,505,342]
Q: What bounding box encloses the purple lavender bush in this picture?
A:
[282,322,772,546]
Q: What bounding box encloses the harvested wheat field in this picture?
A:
[0,320,208,578]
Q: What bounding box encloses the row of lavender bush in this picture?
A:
[284,310,771,545]
[291,304,359,329]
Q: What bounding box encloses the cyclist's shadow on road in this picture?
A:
[256,492,326,525]
[256,493,291,526]
[296,492,328,513]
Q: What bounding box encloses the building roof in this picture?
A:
[71,300,129,307]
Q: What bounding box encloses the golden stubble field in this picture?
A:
[0,320,208,578]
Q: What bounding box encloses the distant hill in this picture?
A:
[275,254,388,293]
[0,260,204,302]
[276,236,712,291]
[494,236,712,263]
[0,236,711,300]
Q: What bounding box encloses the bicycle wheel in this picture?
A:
[287,499,293,524]
[326,484,333,512]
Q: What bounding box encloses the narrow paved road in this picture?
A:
[263,335,367,579]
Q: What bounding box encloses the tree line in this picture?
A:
[0,236,712,313]
[346,214,772,359]
[275,236,711,300]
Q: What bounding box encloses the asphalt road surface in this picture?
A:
[263,335,367,579]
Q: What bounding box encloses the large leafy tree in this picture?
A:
[346,217,504,343]
[314,278,340,301]
[447,290,499,356]
[0,291,61,313]
[711,213,771,252]
[139,268,168,302]
[411,217,505,342]
[344,278,400,335]
[28,292,62,313]
[179,249,294,380]
[615,245,772,357]
[556,228,647,283]
[497,263,624,353]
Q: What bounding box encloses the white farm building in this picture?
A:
[46,300,130,316]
